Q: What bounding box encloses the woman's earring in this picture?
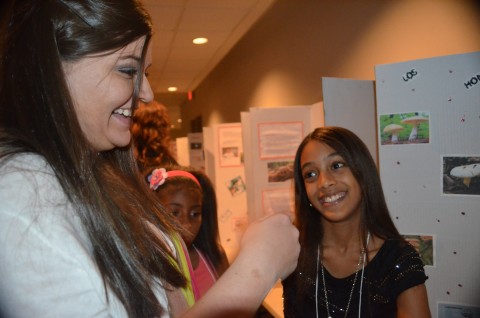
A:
[309,203,313,207]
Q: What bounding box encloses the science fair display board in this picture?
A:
[187,132,205,172]
[203,123,248,261]
[244,82,377,317]
[240,103,324,222]
[375,51,480,317]
[174,134,205,169]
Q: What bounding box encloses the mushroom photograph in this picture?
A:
[383,124,404,143]
[402,234,434,266]
[401,115,430,142]
[267,161,294,183]
[443,156,480,195]
[379,112,430,145]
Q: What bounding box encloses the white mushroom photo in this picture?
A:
[401,115,429,141]
[450,163,480,187]
[383,124,404,143]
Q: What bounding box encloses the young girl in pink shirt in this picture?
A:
[147,166,229,300]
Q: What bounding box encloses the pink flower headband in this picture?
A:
[148,168,201,190]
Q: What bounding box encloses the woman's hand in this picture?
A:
[181,212,300,318]
[239,212,300,282]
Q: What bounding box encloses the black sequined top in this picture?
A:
[282,239,428,318]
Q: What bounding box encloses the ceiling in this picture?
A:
[142,0,276,95]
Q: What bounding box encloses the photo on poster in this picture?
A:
[379,111,430,145]
[402,234,434,266]
[267,161,294,183]
[222,146,239,159]
[442,155,480,196]
[219,209,233,223]
[438,302,480,318]
[218,125,243,167]
[258,122,303,159]
[225,176,246,197]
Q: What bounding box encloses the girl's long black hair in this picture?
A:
[293,126,401,292]
[190,169,229,276]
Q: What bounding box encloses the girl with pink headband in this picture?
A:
[147,167,229,302]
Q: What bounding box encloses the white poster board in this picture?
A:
[187,132,205,172]
[375,51,480,317]
[322,77,378,165]
[241,103,324,222]
[203,123,248,261]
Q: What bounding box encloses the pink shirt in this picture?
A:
[192,249,217,299]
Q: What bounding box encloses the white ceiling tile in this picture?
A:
[179,7,251,31]
[143,0,276,93]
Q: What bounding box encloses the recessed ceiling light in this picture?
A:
[193,37,208,45]
[168,87,177,92]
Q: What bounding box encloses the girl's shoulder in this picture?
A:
[371,238,420,266]
[369,238,427,296]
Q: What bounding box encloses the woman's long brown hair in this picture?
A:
[0,1,185,316]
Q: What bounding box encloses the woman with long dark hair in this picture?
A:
[0,1,299,317]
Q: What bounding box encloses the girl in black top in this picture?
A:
[283,126,431,318]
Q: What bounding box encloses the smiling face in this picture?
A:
[63,36,153,151]
[158,186,203,247]
[300,141,362,224]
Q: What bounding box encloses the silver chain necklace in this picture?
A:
[315,233,370,318]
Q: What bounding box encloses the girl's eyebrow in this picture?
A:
[301,162,314,170]
[301,151,340,169]
[326,151,341,159]
[119,55,141,62]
